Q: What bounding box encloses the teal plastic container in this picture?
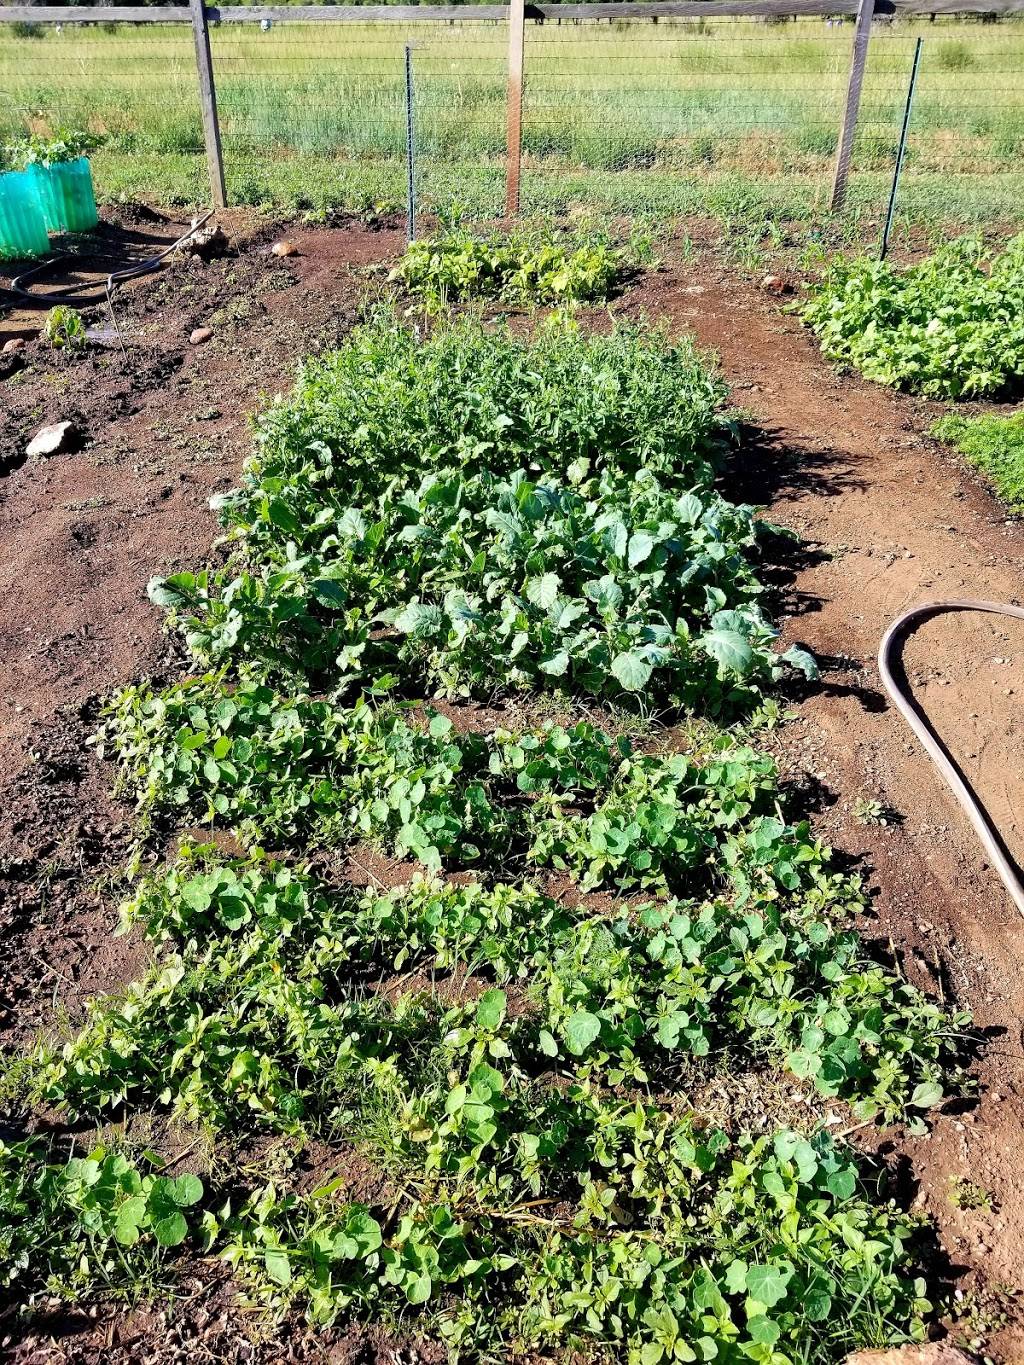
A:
[0,170,50,260]
[28,157,99,234]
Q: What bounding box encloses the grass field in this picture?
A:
[2,15,1023,227]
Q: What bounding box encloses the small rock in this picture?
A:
[189,326,213,346]
[760,273,789,294]
[845,1346,975,1365]
[271,239,298,257]
[26,420,77,458]
[2,337,26,354]
[177,220,230,260]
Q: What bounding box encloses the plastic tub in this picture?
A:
[27,156,99,234]
[0,170,50,260]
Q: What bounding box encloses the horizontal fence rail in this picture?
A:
[2,1,1022,227]
[5,1,1024,20]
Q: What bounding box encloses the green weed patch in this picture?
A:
[0,1139,205,1301]
[932,409,1024,511]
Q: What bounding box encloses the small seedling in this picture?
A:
[853,796,898,826]
[44,305,87,351]
[949,1176,995,1211]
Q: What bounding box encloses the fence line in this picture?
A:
[2,2,1022,219]
[6,0,1024,17]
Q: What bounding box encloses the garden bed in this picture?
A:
[1,212,1024,1363]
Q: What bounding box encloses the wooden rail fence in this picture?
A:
[2,0,1022,216]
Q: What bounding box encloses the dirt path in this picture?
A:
[625,259,1024,1352]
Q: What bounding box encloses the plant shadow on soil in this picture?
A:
[726,424,888,717]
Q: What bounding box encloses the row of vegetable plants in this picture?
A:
[800,234,1024,515]
[2,296,969,1361]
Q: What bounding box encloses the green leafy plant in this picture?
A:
[150,466,814,705]
[801,236,1024,399]
[219,1127,933,1361]
[241,313,728,517]
[0,1138,204,1299]
[44,304,87,351]
[8,128,104,168]
[853,795,898,826]
[932,410,1024,512]
[390,227,623,308]
[948,1176,994,1211]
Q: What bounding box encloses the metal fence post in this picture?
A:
[829,0,875,212]
[189,0,227,210]
[405,44,416,242]
[505,0,526,218]
[880,37,922,259]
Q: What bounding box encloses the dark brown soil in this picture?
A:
[3,212,1024,1361]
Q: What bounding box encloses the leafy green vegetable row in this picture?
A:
[1,1121,932,1365]
[247,315,727,507]
[37,848,963,1138]
[389,227,625,308]
[98,681,833,895]
[801,234,1024,400]
[153,464,813,705]
[22,849,945,1359]
[145,314,814,706]
[221,1126,930,1362]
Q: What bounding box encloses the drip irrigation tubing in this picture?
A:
[878,599,1024,918]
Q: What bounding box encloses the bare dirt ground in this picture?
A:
[2,212,1024,1361]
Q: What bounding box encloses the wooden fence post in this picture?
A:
[505,0,525,218]
[190,0,227,209]
[829,0,874,212]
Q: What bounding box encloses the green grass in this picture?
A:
[932,410,1024,511]
[2,15,1023,229]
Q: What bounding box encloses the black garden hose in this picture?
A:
[878,599,1024,917]
[9,211,215,308]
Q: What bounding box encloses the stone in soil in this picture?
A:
[26,420,77,458]
[845,1346,975,1364]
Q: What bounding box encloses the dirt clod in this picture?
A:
[178,220,230,260]
[271,239,299,257]
[189,326,213,346]
[2,336,26,353]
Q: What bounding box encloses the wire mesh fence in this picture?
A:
[1,9,1023,226]
[518,14,1024,216]
[208,19,507,211]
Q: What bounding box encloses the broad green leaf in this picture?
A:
[563,1010,602,1055]
[610,650,653,691]
[703,627,754,676]
[476,988,507,1031]
[526,573,560,610]
[745,1262,793,1309]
